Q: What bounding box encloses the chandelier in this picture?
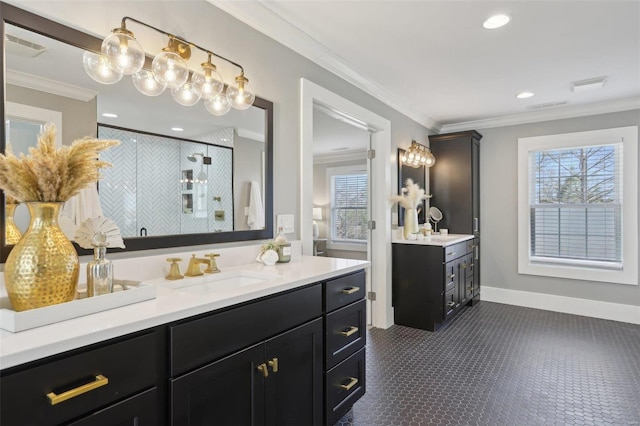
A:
[82,17,255,116]
[401,140,436,168]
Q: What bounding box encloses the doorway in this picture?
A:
[300,79,393,329]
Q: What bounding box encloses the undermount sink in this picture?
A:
[166,270,281,295]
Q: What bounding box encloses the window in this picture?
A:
[518,126,638,285]
[327,165,368,250]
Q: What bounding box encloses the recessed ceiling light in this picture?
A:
[516,91,535,99]
[483,14,511,29]
[171,127,184,132]
[101,113,118,118]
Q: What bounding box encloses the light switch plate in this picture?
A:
[276,214,295,233]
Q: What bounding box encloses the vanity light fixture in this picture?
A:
[483,14,511,29]
[87,16,255,116]
[401,140,436,168]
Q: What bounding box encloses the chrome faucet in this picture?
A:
[184,253,221,276]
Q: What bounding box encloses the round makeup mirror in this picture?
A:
[429,206,443,233]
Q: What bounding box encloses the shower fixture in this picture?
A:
[187,152,205,162]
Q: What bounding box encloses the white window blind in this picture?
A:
[330,173,368,242]
[529,144,623,268]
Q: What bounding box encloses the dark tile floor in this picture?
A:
[335,301,640,426]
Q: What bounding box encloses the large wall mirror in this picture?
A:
[0,2,273,261]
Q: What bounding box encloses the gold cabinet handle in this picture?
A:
[340,326,359,337]
[257,363,269,378]
[461,263,466,269]
[47,375,109,405]
[448,274,455,279]
[339,377,359,391]
[342,286,360,295]
[446,301,456,308]
[470,263,475,267]
[467,287,473,292]
[268,357,279,373]
[447,252,456,256]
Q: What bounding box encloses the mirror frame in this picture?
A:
[0,2,274,262]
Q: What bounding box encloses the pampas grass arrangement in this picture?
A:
[390,178,431,209]
[0,123,119,202]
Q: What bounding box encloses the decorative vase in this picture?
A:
[87,233,113,297]
[403,208,419,239]
[4,202,79,312]
[5,203,22,245]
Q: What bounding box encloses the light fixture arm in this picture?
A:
[120,16,245,74]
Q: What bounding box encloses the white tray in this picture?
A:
[0,280,156,333]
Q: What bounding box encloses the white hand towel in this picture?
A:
[247,181,265,230]
[60,182,105,238]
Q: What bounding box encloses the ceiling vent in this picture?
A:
[526,101,568,110]
[570,76,608,92]
[5,33,48,58]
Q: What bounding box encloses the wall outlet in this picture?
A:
[276,214,295,233]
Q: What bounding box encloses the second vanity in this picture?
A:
[0,256,368,426]
[392,234,480,331]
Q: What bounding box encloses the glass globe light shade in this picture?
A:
[152,51,189,89]
[172,80,201,107]
[226,74,255,110]
[82,51,123,84]
[425,152,436,167]
[132,69,166,96]
[205,93,231,116]
[101,30,145,75]
[192,66,224,100]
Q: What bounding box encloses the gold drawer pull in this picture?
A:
[342,286,360,295]
[446,301,456,308]
[47,375,109,405]
[257,363,269,377]
[268,357,279,373]
[339,377,359,391]
[470,263,475,267]
[447,252,456,256]
[340,326,359,337]
[448,274,455,279]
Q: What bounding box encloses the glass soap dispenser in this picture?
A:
[274,227,291,263]
[87,231,114,297]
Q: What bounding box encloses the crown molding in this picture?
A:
[236,128,265,143]
[6,69,98,102]
[313,150,368,164]
[209,0,441,133]
[440,97,640,133]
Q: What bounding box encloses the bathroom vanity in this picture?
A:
[392,235,479,331]
[0,256,368,426]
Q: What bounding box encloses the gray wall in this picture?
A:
[7,84,97,142]
[9,0,431,243]
[480,109,640,307]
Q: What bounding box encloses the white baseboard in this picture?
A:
[482,286,640,325]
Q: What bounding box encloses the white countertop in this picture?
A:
[392,234,474,247]
[0,256,369,370]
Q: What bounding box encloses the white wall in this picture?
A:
[480,109,640,308]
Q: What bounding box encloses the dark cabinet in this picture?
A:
[392,240,476,331]
[67,388,158,426]
[429,130,482,297]
[0,332,159,426]
[171,319,323,426]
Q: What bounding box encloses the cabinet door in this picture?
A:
[264,318,323,426]
[473,238,481,296]
[171,343,265,426]
[472,138,480,237]
[67,388,158,426]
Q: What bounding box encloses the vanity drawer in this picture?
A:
[325,270,366,312]
[444,242,466,263]
[325,299,366,369]
[171,283,322,376]
[325,348,366,426]
[0,332,157,426]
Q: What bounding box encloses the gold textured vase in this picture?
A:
[4,202,79,312]
[5,203,22,245]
